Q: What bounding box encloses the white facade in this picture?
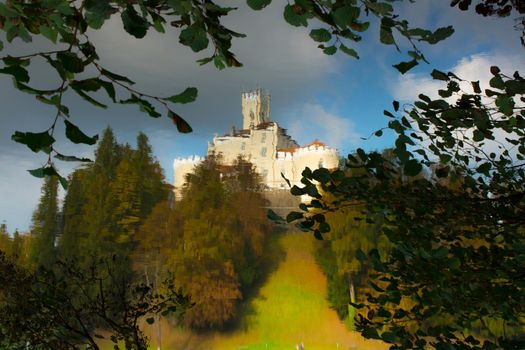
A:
[173,90,339,195]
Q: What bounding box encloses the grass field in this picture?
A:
[141,230,387,350]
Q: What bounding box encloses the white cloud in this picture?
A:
[288,103,360,151]
[390,53,525,102]
[389,53,525,163]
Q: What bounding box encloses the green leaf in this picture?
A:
[339,43,359,58]
[54,153,92,162]
[312,168,331,184]
[179,25,209,52]
[85,0,117,29]
[39,25,58,43]
[427,26,454,44]
[290,185,304,196]
[476,162,492,175]
[120,94,161,118]
[0,65,30,83]
[322,45,337,55]
[166,87,198,104]
[495,95,514,116]
[64,120,99,145]
[247,0,272,11]
[28,166,68,189]
[379,18,394,45]
[332,5,359,27]
[146,317,155,325]
[404,159,422,176]
[283,5,308,27]
[100,68,135,85]
[309,28,331,42]
[12,131,55,152]
[362,327,380,339]
[381,332,397,343]
[489,75,505,90]
[367,2,393,15]
[313,230,323,240]
[56,52,84,73]
[393,59,418,74]
[0,3,20,17]
[121,6,149,39]
[168,110,192,133]
[71,85,107,108]
[286,211,304,223]
[99,80,116,102]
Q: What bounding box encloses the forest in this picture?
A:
[0,129,272,349]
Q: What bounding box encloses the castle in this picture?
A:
[173,89,339,195]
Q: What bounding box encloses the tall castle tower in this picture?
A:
[242,89,270,129]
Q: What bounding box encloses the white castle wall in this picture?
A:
[173,156,203,197]
[173,90,339,197]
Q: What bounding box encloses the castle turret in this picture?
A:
[242,89,270,129]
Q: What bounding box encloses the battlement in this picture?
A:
[173,155,203,165]
[276,140,337,159]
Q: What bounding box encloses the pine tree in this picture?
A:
[30,176,59,269]
[0,223,11,257]
[59,168,89,260]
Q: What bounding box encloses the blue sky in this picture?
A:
[0,1,523,232]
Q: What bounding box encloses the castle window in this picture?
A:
[262,169,268,179]
[261,147,267,157]
[241,142,246,150]
[261,133,266,143]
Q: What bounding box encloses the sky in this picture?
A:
[0,1,523,232]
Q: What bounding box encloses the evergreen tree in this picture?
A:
[11,229,23,263]
[59,168,89,260]
[29,176,59,269]
[0,223,11,257]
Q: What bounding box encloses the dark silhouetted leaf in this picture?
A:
[64,120,99,145]
[0,65,30,83]
[247,0,272,11]
[12,131,55,152]
[393,59,418,74]
[404,159,422,176]
[121,5,149,39]
[56,52,84,73]
[167,87,198,104]
[339,43,359,58]
[286,211,304,223]
[179,25,209,52]
[310,28,331,42]
[431,69,449,81]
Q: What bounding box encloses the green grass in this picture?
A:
[149,231,387,350]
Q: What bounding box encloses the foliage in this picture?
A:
[289,67,525,348]
[168,155,270,328]
[59,128,169,265]
[0,252,190,350]
[29,175,59,269]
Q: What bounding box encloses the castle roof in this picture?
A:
[304,139,327,148]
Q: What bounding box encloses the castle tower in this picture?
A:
[242,89,270,129]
